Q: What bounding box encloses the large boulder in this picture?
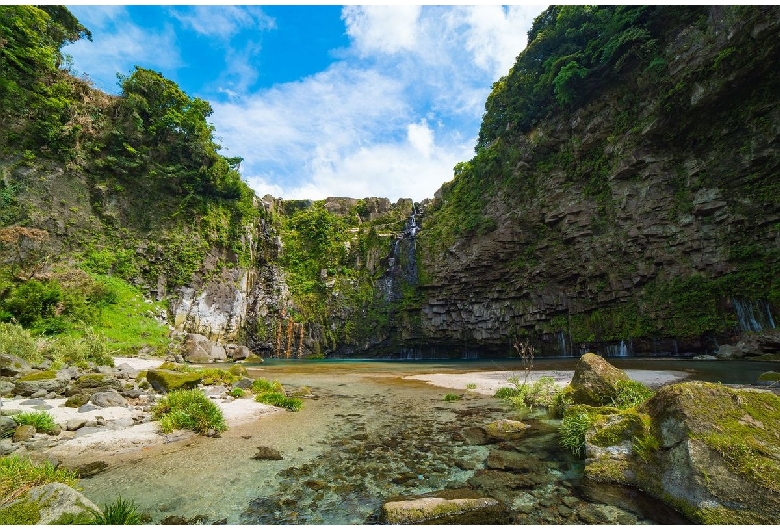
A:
[64,373,121,396]
[569,353,631,405]
[146,369,202,393]
[90,390,128,408]
[0,482,101,524]
[0,353,32,377]
[584,381,780,524]
[13,370,70,397]
[225,343,251,361]
[181,333,227,363]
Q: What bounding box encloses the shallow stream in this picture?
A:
[78,358,776,524]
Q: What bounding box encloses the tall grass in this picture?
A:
[12,411,58,434]
[0,455,78,506]
[252,379,302,411]
[151,389,227,435]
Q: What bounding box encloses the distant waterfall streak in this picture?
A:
[297,323,305,358]
[557,331,572,357]
[732,298,776,332]
[275,321,282,358]
[605,340,629,357]
[285,320,294,359]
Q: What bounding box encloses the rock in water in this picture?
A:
[252,446,283,460]
[570,353,631,405]
[381,491,508,524]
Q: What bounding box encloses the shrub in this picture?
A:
[443,393,462,402]
[42,327,114,368]
[199,368,239,386]
[151,389,226,435]
[610,379,654,409]
[12,411,57,434]
[0,322,40,364]
[88,496,143,525]
[559,406,595,457]
[496,375,560,410]
[251,380,302,411]
[0,455,77,506]
[229,387,244,398]
[251,378,283,393]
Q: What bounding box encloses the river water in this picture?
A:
[78,358,776,524]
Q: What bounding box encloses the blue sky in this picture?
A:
[64,5,545,202]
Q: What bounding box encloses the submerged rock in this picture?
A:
[381,490,508,524]
[252,446,283,460]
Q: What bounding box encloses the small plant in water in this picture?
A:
[559,406,594,457]
[443,393,462,402]
[12,411,57,434]
[252,378,302,411]
[466,383,477,390]
[89,496,144,525]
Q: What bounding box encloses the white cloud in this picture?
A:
[169,6,275,39]
[342,6,421,56]
[64,6,182,93]
[65,5,545,202]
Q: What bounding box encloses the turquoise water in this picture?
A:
[77,358,773,524]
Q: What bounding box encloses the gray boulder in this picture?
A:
[181,333,227,363]
[90,390,128,408]
[225,344,252,361]
[715,344,745,360]
[569,353,631,405]
[0,353,31,377]
[13,370,71,397]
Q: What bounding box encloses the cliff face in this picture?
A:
[413,6,780,357]
[3,6,779,360]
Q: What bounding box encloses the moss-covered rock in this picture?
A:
[583,381,780,524]
[0,354,31,378]
[146,369,202,393]
[381,490,508,524]
[65,373,121,396]
[569,353,631,405]
[0,482,100,524]
[756,371,780,385]
[13,370,69,397]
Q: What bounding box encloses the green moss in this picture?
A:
[585,456,634,484]
[145,369,202,393]
[17,370,56,382]
[64,394,89,408]
[589,409,648,448]
[0,499,41,524]
[757,371,780,382]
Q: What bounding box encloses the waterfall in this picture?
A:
[732,298,776,332]
[381,205,420,302]
[556,331,574,357]
[605,340,629,357]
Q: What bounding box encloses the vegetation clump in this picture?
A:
[11,411,57,435]
[443,393,462,402]
[88,496,144,525]
[0,455,78,507]
[151,389,226,435]
[252,379,302,411]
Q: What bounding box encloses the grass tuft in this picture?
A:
[151,389,226,435]
[12,411,57,434]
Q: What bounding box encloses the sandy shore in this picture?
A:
[6,355,282,462]
[405,368,690,395]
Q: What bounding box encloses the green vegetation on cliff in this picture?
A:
[0,6,267,356]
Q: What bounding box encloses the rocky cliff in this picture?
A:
[2,6,779,360]
[411,5,780,358]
